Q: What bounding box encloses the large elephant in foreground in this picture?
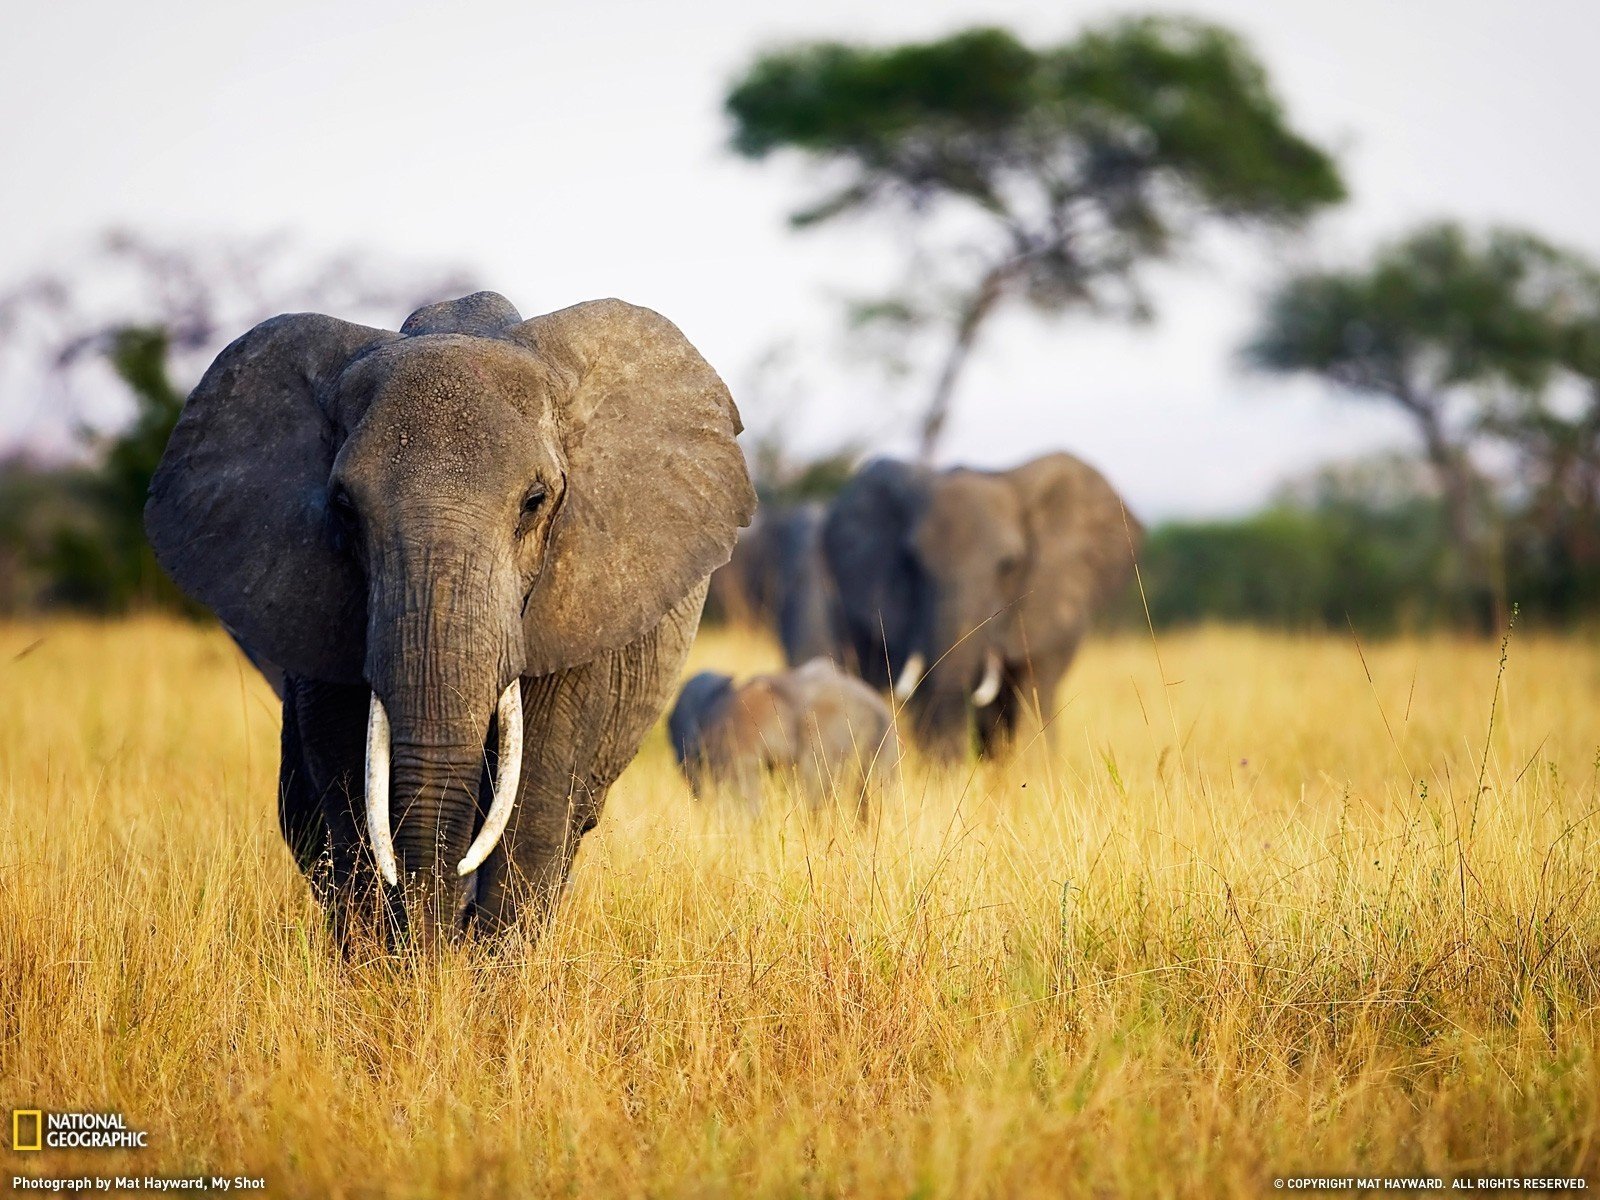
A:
[822,452,1140,758]
[145,292,755,944]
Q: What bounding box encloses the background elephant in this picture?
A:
[668,658,900,815]
[822,452,1140,758]
[145,291,755,945]
[704,506,783,627]
[705,501,843,665]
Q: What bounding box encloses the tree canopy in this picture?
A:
[727,17,1345,457]
[1246,221,1600,628]
[727,19,1343,233]
[1245,223,1582,404]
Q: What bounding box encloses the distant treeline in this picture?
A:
[1,329,197,617]
[1131,453,1600,632]
[3,437,1593,634]
[2,339,1594,633]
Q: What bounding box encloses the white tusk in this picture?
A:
[972,652,1004,707]
[893,652,926,701]
[365,693,398,887]
[457,681,523,877]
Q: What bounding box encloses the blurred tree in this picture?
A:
[748,441,861,504]
[1485,274,1600,620]
[1245,222,1592,629]
[0,229,477,448]
[1127,454,1454,632]
[0,457,100,612]
[733,340,865,504]
[80,328,198,609]
[726,17,1345,459]
[0,229,475,612]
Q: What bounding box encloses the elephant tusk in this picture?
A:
[365,693,399,887]
[972,652,1004,707]
[458,681,523,877]
[892,652,926,701]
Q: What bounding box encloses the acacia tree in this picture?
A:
[725,18,1344,459]
[1482,255,1600,615]
[1245,221,1594,627]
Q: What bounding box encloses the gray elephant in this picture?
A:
[144,291,755,945]
[705,502,843,665]
[822,452,1140,759]
[668,659,900,815]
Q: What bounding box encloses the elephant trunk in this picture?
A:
[363,542,524,945]
[385,728,490,945]
[909,594,1005,759]
[909,679,972,759]
[365,685,523,890]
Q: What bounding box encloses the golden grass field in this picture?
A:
[2,615,1598,1197]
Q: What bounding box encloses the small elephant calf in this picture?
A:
[669,659,901,815]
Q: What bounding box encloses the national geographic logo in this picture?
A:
[12,1112,41,1153]
[11,1111,149,1151]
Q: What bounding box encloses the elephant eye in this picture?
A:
[329,485,358,527]
[517,483,550,536]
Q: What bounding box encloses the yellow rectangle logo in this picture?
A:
[12,1109,43,1151]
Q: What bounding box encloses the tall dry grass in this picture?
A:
[1,616,1597,1196]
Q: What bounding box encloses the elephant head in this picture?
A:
[146,292,754,939]
[823,452,1139,758]
[667,669,775,809]
[668,671,739,777]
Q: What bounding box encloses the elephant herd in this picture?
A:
[144,292,1139,948]
[696,452,1141,771]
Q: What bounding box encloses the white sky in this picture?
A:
[2,0,1596,518]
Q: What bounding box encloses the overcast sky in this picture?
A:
[2,0,1596,518]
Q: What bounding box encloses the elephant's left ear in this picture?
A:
[506,300,757,674]
[1005,452,1143,659]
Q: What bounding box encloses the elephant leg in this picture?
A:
[287,677,389,945]
[911,685,975,760]
[474,756,609,939]
[469,664,618,937]
[277,686,326,878]
[856,716,899,820]
[860,760,890,820]
[846,624,893,691]
[725,752,767,817]
[795,736,833,813]
[805,707,874,816]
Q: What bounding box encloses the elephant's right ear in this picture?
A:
[145,313,396,682]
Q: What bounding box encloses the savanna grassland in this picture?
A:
[1,616,1598,1197]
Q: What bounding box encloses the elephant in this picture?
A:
[821,452,1140,759]
[704,506,783,628]
[705,502,843,665]
[144,291,755,945]
[667,658,901,815]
